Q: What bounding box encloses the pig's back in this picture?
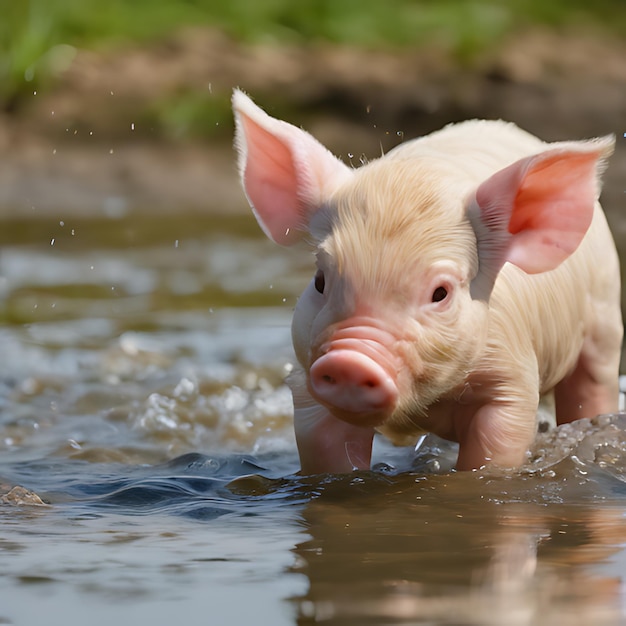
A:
[387,120,546,178]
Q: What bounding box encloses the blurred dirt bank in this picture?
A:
[0,27,624,237]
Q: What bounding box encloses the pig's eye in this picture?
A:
[314,270,325,294]
[431,286,448,303]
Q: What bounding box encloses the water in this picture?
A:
[1,213,626,626]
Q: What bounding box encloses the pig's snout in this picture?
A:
[309,343,399,426]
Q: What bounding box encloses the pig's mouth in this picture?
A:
[307,324,401,427]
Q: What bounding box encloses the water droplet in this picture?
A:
[131,122,135,131]
[59,221,64,227]
[50,238,55,246]
[173,377,197,399]
[109,149,114,154]
[174,240,179,248]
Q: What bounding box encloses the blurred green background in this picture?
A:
[0,0,624,227]
[2,0,625,133]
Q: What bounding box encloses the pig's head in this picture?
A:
[232,90,613,443]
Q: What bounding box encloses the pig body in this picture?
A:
[233,90,623,473]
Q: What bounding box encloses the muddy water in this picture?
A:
[1,213,626,626]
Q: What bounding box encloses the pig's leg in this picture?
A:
[554,241,623,423]
[291,385,375,474]
[554,330,621,424]
[455,401,538,470]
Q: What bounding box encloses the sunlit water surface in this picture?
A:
[1,214,626,626]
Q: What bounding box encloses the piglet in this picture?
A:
[232,90,623,473]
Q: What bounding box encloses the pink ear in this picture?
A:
[470,136,614,298]
[232,90,352,246]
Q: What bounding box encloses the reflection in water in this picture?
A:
[0,214,625,625]
[3,438,626,625]
[286,418,626,625]
[291,474,626,625]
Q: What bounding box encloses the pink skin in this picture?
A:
[294,402,376,474]
[310,350,397,421]
[308,319,400,426]
[293,316,402,474]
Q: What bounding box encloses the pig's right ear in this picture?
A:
[232,90,352,246]
[468,136,614,300]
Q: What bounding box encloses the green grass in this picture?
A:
[2,0,625,113]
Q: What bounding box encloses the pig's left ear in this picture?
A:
[233,90,353,246]
[469,136,614,300]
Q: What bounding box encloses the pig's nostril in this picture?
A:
[309,350,398,418]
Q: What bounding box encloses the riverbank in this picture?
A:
[0,27,624,234]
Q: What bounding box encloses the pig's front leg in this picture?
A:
[290,384,375,474]
[455,400,538,471]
